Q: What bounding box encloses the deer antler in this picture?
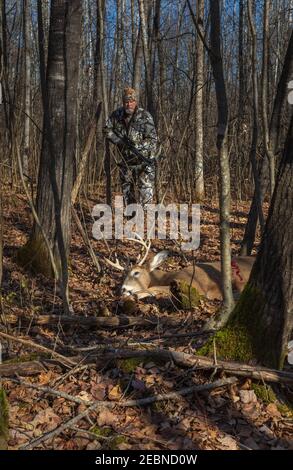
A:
[126,233,152,266]
[101,256,125,272]
[101,234,151,271]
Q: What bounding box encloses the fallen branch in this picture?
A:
[99,348,293,385]
[5,377,93,406]
[0,361,47,377]
[19,377,237,450]
[4,313,182,329]
[0,331,76,367]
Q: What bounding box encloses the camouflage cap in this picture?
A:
[123,87,137,102]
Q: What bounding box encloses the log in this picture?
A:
[99,348,293,384]
[3,313,181,329]
[0,360,46,377]
[170,279,202,309]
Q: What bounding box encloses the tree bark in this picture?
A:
[0,0,3,291]
[240,0,265,257]
[138,0,154,118]
[213,113,293,369]
[194,0,205,200]
[22,0,31,179]
[18,1,82,285]
[132,21,143,94]
[208,0,234,319]
[261,0,275,196]
[241,26,293,256]
[93,0,106,169]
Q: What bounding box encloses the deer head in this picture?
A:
[121,250,169,297]
[101,236,169,298]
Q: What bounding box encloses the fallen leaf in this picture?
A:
[77,391,92,402]
[218,435,238,450]
[97,409,117,427]
[266,403,281,418]
[31,408,61,432]
[108,384,122,401]
[239,390,257,404]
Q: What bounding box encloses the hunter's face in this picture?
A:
[123,99,137,115]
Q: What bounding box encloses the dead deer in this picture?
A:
[102,238,255,301]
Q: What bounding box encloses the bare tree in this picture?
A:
[194,0,205,200]
[210,112,293,370]
[18,0,82,311]
[261,0,275,196]
[138,0,154,118]
[241,26,293,256]
[22,0,31,179]
[94,0,107,168]
[207,0,234,319]
[132,21,143,94]
[0,0,4,291]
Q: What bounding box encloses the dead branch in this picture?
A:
[19,377,237,450]
[98,348,293,384]
[4,313,182,329]
[0,331,76,367]
[5,377,94,406]
[0,361,46,377]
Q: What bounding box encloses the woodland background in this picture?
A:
[0,0,292,451]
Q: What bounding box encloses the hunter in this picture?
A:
[104,87,159,207]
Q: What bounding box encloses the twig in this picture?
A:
[6,377,93,405]
[0,331,76,367]
[19,377,237,449]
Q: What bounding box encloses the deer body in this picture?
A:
[121,252,255,300]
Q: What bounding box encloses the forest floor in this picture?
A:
[1,187,293,451]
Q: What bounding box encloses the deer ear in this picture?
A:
[149,250,169,272]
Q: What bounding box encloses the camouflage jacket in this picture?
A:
[104,107,158,165]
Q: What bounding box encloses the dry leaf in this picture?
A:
[219,435,238,450]
[108,384,122,401]
[77,391,92,402]
[31,408,61,432]
[239,390,257,404]
[90,383,107,401]
[97,409,117,427]
[266,403,281,418]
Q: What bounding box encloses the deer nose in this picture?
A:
[121,287,131,296]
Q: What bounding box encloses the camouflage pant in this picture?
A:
[119,164,155,207]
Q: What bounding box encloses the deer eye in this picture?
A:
[133,271,140,277]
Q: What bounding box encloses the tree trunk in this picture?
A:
[0,0,4,289]
[240,0,265,257]
[22,0,31,179]
[210,113,293,370]
[208,0,234,320]
[194,0,205,200]
[93,0,106,171]
[18,0,82,281]
[261,0,275,196]
[269,28,293,155]
[132,22,143,95]
[138,0,154,118]
[240,26,293,256]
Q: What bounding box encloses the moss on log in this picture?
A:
[198,283,279,366]
[0,388,9,450]
[170,280,202,309]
